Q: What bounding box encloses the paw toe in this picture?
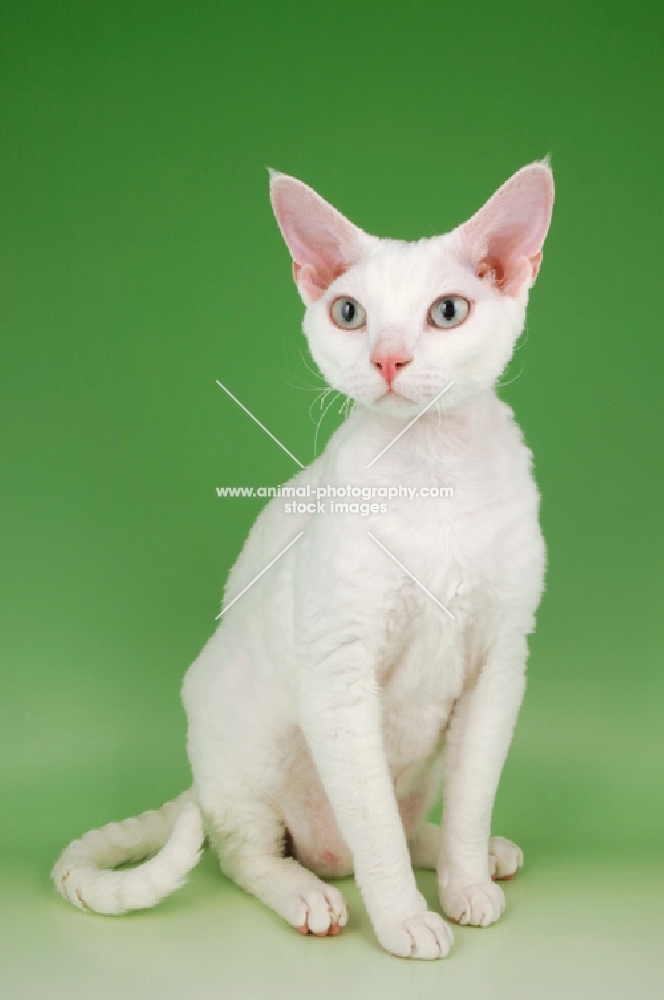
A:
[290,886,349,936]
[441,881,505,927]
[377,910,453,960]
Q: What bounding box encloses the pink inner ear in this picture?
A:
[293,259,347,302]
[270,173,373,303]
[460,162,554,297]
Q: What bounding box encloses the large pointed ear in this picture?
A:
[269,170,376,304]
[455,160,554,297]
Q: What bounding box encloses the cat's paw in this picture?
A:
[489,835,523,881]
[287,885,349,936]
[440,881,505,927]
[375,910,454,959]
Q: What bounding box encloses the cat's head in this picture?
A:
[270,163,553,417]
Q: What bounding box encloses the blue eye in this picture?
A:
[330,296,366,330]
[428,296,470,329]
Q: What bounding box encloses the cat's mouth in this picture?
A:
[369,386,425,415]
[369,384,450,417]
[379,387,414,403]
[358,382,427,415]
[375,385,412,403]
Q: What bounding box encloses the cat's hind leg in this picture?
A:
[488,835,524,881]
[204,799,349,937]
[408,821,439,869]
[409,822,524,881]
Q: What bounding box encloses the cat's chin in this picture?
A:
[363,390,427,420]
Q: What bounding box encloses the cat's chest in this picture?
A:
[375,579,472,769]
[362,453,520,600]
[378,564,478,688]
[325,396,538,591]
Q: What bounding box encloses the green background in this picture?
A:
[1,1,662,997]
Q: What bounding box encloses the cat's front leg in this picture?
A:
[438,635,528,927]
[295,636,453,960]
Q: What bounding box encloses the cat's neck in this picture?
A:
[333,389,507,478]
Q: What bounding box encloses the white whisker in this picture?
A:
[496,364,525,390]
[314,390,341,458]
[298,350,327,383]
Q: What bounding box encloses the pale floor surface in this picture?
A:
[2,853,663,1000]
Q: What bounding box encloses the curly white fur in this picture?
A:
[51,791,204,914]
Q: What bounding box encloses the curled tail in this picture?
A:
[51,789,205,915]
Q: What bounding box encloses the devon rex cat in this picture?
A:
[53,161,554,959]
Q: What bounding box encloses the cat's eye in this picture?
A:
[428,296,470,330]
[330,296,366,330]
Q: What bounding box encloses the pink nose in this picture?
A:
[371,351,412,385]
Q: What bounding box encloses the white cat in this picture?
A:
[53,161,554,960]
